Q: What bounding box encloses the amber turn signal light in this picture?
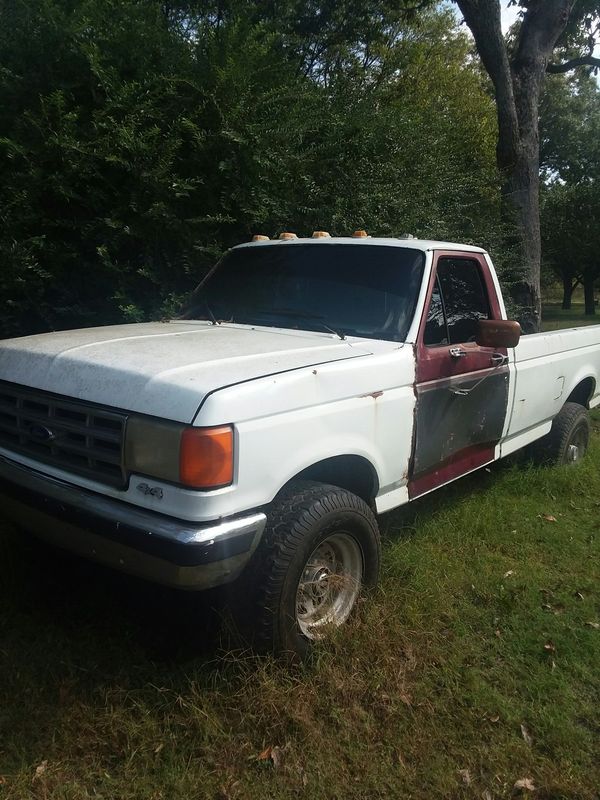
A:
[252,234,269,241]
[179,426,234,489]
[279,232,298,240]
[352,229,368,238]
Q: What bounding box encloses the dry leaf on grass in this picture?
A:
[257,746,273,761]
[503,570,515,578]
[574,591,584,600]
[513,777,536,792]
[539,514,557,522]
[458,769,472,786]
[585,621,600,629]
[33,761,48,780]
[543,640,556,652]
[256,744,286,770]
[520,724,533,746]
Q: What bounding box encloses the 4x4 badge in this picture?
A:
[136,482,164,500]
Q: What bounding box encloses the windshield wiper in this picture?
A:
[253,308,346,340]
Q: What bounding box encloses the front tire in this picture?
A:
[252,481,381,659]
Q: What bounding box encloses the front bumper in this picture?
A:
[0,454,266,590]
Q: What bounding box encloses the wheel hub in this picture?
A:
[295,533,363,640]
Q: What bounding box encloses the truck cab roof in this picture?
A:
[235,236,487,254]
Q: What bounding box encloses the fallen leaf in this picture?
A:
[513,777,536,792]
[257,746,272,761]
[270,746,285,770]
[542,603,564,615]
[397,751,406,768]
[543,640,556,653]
[489,714,500,723]
[154,743,164,755]
[503,570,515,578]
[574,591,585,600]
[0,777,6,786]
[256,744,286,769]
[584,621,600,630]
[540,514,557,522]
[33,761,48,782]
[520,724,533,746]
[458,769,472,786]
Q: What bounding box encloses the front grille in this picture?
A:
[0,381,127,487]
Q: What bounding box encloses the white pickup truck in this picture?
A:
[1,234,599,656]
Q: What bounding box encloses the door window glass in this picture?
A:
[423,278,448,346]
[437,258,490,343]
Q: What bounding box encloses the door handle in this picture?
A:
[449,347,467,358]
[490,353,508,366]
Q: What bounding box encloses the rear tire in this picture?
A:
[249,480,381,660]
[528,401,590,466]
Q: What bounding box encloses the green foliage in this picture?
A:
[540,71,600,306]
[0,0,501,337]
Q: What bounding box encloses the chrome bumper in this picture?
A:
[0,455,266,590]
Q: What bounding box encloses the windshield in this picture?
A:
[180,243,425,342]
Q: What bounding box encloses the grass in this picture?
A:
[541,302,599,332]
[1,413,599,800]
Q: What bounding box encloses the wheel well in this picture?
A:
[292,455,379,503]
[566,377,595,408]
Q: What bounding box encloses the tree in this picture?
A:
[0,0,501,338]
[453,0,600,331]
[540,70,600,313]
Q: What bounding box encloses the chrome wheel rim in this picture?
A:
[295,533,363,640]
[567,427,588,462]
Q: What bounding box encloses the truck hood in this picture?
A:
[0,321,372,422]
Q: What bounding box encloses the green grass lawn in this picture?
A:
[542,302,599,332]
[1,415,599,799]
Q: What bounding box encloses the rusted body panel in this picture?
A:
[408,251,510,498]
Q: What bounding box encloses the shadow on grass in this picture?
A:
[0,524,236,664]
[0,456,511,670]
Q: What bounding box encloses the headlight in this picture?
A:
[125,418,234,489]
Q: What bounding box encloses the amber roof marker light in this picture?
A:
[312,231,331,238]
[279,232,298,240]
[352,230,369,238]
[251,234,270,241]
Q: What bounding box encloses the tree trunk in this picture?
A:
[454,0,579,335]
[584,271,596,315]
[500,147,542,333]
[498,71,543,334]
[562,274,572,309]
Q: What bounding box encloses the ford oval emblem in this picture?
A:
[28,424,56,442]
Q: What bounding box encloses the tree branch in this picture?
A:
[547,54,600,73]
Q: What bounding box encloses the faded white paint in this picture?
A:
[0,237,599,528]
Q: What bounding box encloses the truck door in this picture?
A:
[408,251,510,498]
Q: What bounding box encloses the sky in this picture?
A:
[500,2,519,33]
